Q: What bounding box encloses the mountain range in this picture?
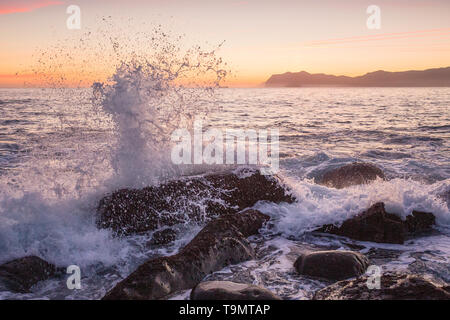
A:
[265,67,450,87]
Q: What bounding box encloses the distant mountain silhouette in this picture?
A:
[265,67,450,87]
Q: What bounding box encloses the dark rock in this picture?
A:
[404,210,435,234]
[294,250,369,281]
[318,162,385,189]
[317,202,435,244]
[97,169,293,235]
[149,229,178,246]
[313,272,450,300]
[190,281,281,300]
[365,248,404,266]
[102,209,270,300]
[0,256,59,293]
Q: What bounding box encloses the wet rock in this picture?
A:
[0,256,59,293]
[149,229,178,246]
[317,202,435,244]
[404,210,436,234]
[294,250,369,281]
[365,248,403,266]
[438,189,450,208]
[313,272,450,300]
[97,169,293,235]
[407,252,450,284]
[318,162,385,189]
[102,209,270,300]
[190,281,281,300]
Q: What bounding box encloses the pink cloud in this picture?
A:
[0,0,64,15]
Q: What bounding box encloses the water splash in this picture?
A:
[255,175,450,239]
[92,43,227,187]
[0,21,227,274]
[18,19,228,191]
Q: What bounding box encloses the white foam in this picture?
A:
[255,175,450,239]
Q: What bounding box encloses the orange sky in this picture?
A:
[1,0,450,87]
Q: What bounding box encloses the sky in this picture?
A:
[1,0,450,87]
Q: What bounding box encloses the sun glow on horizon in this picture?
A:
[1,0,450,88]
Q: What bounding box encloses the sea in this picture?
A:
[0,86,449,299]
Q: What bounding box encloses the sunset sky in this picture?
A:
[1,0,450,87]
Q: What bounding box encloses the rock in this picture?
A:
[294,251,369,281]
[438,189,450,208]
[190,281,281,300]
[0,256,59,293]
[317,202,435,244]
[318,162,385,189]
[404,210,436,234]
[313,272,450,300]
[97,168,293,235]
[149,229,178,246]
[102,209,270,300]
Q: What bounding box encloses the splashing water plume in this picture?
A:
[0,20,227,279]
[93,47,227,187]
[25,19,228,189]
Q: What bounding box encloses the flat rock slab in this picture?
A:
[0,256,59,293]
[97,168,293,235]
[294,250,369,281]
[317,202,435,244]
[318,162,385,189]
[102,209,270,300]
[314,272,450,300]
[190,281,281,300]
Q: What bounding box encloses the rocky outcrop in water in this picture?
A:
[102,209,270,300]
[313,272,450,300]
[265,67,450,87]
[317,202,435,244]
[318,162,385,189]
[0,256,60,293]
[190,281,281,300]
[294,251,369,281]
[97,169,293,235]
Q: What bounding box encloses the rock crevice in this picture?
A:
[102,209,270,300]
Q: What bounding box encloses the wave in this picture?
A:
[255,175,450,239]
[0,24,228,273]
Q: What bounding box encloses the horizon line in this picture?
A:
[2,66,450,89]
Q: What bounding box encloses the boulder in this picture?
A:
[190,281,281,300]
[313,272,450,300]
[318,162,385,189]
[97,169,293,235]
[294,250,369,281]
[317,202,435,244]
[0,256,59,293]
[102,209,270,300]
[404,210,436,234]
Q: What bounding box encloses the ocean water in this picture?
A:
[0,86,449,299]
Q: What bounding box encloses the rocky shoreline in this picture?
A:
[2,163,449,300]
